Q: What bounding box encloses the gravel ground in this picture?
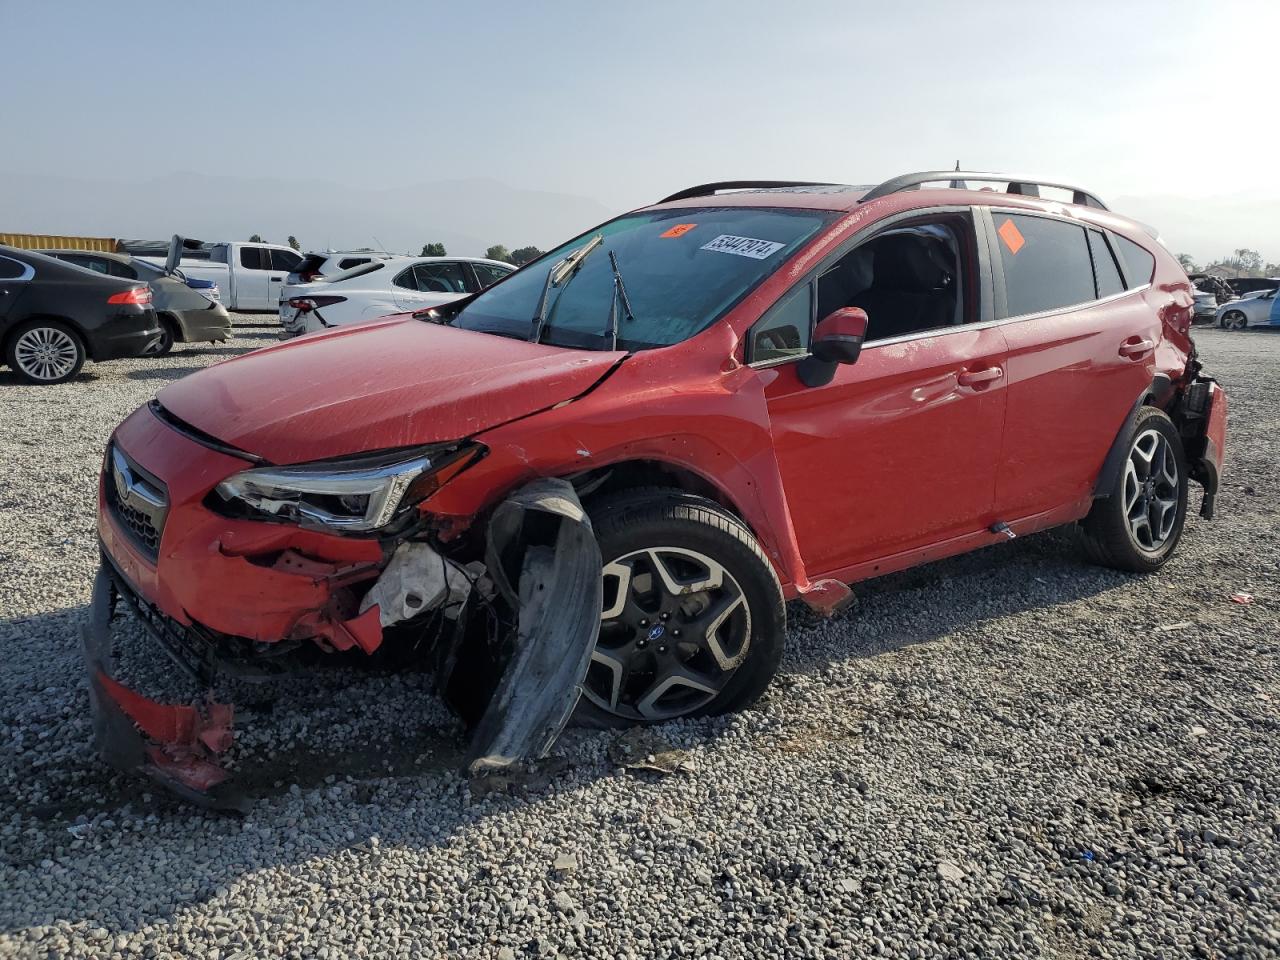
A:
[1,316,1278,959]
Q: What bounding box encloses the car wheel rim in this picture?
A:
[1122,428,1180,553]
[583,546,751,721]
[13,327,78,381]
[1227,312,1245,329]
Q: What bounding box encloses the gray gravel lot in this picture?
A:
[1,316,1278,959]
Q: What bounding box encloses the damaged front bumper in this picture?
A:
[87,469,603,810]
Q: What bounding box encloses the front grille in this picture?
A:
[103,443,169,562]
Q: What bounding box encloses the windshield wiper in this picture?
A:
[529,234,603,343]
[604,250,636,351]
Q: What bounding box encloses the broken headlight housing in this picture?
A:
[213,443,480,533]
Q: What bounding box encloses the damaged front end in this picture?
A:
[87,472,603,810]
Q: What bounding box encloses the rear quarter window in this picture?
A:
[1113,235,1156,288]
[1087,230,1125,298]
[0,256,28,280]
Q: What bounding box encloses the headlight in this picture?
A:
[214,444,479,533]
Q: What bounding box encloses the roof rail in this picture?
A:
[659,180,838,204]
[860,171,1109,210]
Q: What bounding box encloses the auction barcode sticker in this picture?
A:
[700,234,785,260]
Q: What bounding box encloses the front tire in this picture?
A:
[1220,311,1247,330]
[5,320,86,384]
[1079,406,1188,573]
[574,490,785,729]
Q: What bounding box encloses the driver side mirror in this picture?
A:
[798,307,869,387]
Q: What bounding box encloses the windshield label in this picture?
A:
[700,234,785,260]
[661,223,698,238]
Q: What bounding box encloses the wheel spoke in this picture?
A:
[694,591,749,670]
[647,548,723,597]
[600,559,634,620]
[635,664,720,720]
[1122,461,1141,513]
[589,648,628,711]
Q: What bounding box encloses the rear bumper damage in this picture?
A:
[86,477,602,809]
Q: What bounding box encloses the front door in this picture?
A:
[235,246,273,310]
[759,210,1008,579]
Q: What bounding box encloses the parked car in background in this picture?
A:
[1192,288,1220,323]
[286,250,400,285]
[0,246,160,384]
[1216,288,1280,329]
[279,256,514,335]
[88,172,1228,804]
[1226,277,1280,298]
[39,250,231,355]
[140,237,304,311]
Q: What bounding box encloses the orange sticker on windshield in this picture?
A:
[997,218,1025,254]
[660,223,697,238]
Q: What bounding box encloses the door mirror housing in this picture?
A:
[798,307,869,387]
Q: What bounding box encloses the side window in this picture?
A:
[338,257,370,270]
[750,283,812,363]
[67,255,108,274]
[472,262,513,288]
[994,214,1095,317]
[816,213,974,343]
[393,267,418,290]
[270,249,302,271]
[239,246,265,270]
[413,261,469,293]
[1087,229,1124,298]
[1113,235,1155,289]
[0,256,29,280]
[106,260,138,280]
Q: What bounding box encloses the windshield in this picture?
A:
[451,207,833,349]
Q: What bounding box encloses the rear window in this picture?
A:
[338,257,371,270]
[240,247,265,269]
[324,261,386,283]
[0,255,27,280]
[1113,235,1155,288]
[994,214,1095,317]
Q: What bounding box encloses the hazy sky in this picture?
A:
[4,0,1278,261]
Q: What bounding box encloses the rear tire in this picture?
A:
[1079,406,1188,573]
[573,489,785,729]
[5,320,86,384]
[145,318,177,356]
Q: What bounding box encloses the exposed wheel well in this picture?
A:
[158,312,182,338]
[573,460,752,530]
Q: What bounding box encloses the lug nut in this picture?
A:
[657,645,667,653]
[672,629,682,637]
[638,618,649,627]
[636,639,647,649]
[660,612,669,620]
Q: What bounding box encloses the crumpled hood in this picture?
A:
[157,316,623,463]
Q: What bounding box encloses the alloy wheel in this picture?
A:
[1224,311,1246,330]
[13,327,79,382]
[583,546,751,721]
[1122,428,1180,553]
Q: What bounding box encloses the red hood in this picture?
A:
[157,316,623,463]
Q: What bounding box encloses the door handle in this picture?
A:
[957,366,1003,387]
[1118,337,1154,358]
[270,276,283,281]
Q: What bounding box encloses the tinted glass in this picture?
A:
[995,215,1095,317]
[67,255,108,274]
[106,259,137,279]
[452,208,832,350]
[392,267,417,290]
[0,256,26,280]
[472,262,513,288]
[1114,235,1155,289]
[240,247,264,269]
[751,282,812,363]
[270,249,302,271]
[338,257,370,270]
[1088,230,1124,298]
[414,262,470,293]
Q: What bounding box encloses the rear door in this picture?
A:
[987,210,1159,521]
[234,245,274,309]
[0,253,34,324]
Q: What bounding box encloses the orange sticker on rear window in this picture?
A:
[660,223,697,238]
[997,218,1025,255]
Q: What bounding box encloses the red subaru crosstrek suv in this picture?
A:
[88,172,1227,806]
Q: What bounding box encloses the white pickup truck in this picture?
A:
[142,237,305,312]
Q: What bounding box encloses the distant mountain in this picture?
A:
[0,172,617,257]
[1112,193,1280,265]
